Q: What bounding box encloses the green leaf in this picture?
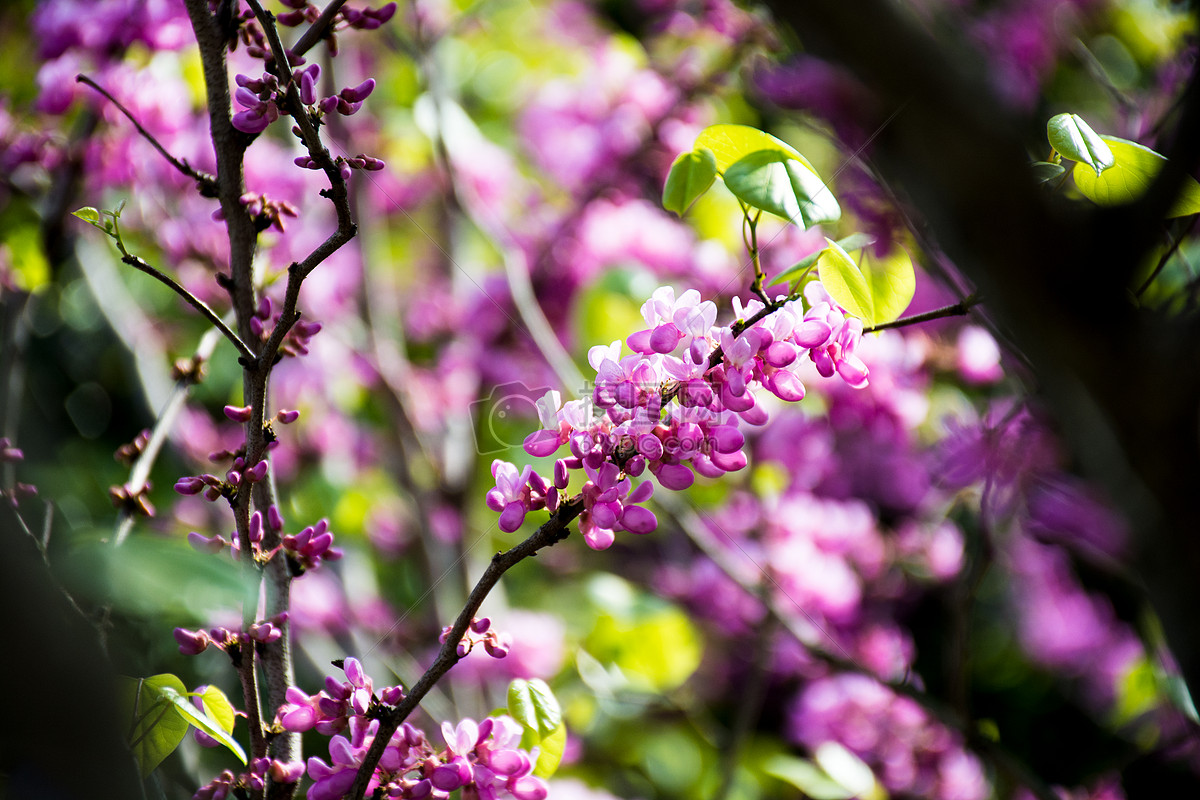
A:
[769,233,875,288]
[1030,161,1066,183]
[694,123,809,174]
[72,207,101,224]
[1047,113,1114,176]
[662,147,717,216]
[1072,136,1200,216]
[196,684,237,735]
[507,678,562,738]
[531,723,567,778]
[165,685,247,764]
[723,150,840,228]
[861,246,915,325]
[763,755,856,800]
[816,238,873,322]
[123,674,190,777]
[813,742,884,800]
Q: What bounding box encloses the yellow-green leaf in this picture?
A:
[694,123,814,174]
[662,147,717,216]
[1047,113,1113,176]
[861,246,915,325]
[123,674,190,777]
[816,238,873,323]
[532,724,567,778]
[1073,135,1200,216]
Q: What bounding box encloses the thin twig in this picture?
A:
[122,254,256,362]
[1135,224,1188,299]
[291,0,350,57]
[348,498,584,800]
[76,74,219,197]
[863,295,981,333]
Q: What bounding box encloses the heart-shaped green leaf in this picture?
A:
[1048,113,1114,176]
[662,148,717,216]
[816,238,873,322]
[507,678,561,738]
[1030,161,1066,183]
[769,233,876,288]
[1072,135,1200,216]
[861,246,915,324]
[124,674,190,777]
[694,123,809,173]
[723,150,840,228]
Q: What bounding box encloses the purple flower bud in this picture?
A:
[343,657,367,687]
[248,511,263,543]
[279,704,317,732]
[268,504,284,532]
[369,2,397,22]
[363,157,385,171]
[553,459,570,489]
[625,455,646,476]
[319,96,339,114]
[339,162,352,182]
[380,686,404,705]
[189,532,227,554]
[269,761,306,784]
[174,627,210,655]
[204,485,223,502]
[471,617,491,634]
[294,155,314,169]
[484,637,510,658]
[300,70,318,105]
[499,501,527,533]
[524,429,560,457]
[232,109,271,134]
[246,460,269,483]
[654,463,695,491]
[224,405,253,423]
[620,504,657,534]
[175,476,205,495]
[226,470,241,485]
[249,316,264,338]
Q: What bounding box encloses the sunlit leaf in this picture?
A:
[814,742,884,800]
[694,123,809,173]
[1072,136,1200,216]
[662,147,717,216]
[861,246,915,324]
[723,150,840,228]
[123,674,190,777]
[816,238,873,322]
[507,678,562,738]
[769,233,875,288]
[763,755,856,800]
[532,724,567,778]
[1047,113,1113,175]
[72,206,101,224]
[197,684,237,734]
[166,685,247,764]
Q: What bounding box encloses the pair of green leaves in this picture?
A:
[769,233,915,327]
[506,678,566,779]
[663,124,841,228]
[123,674,245,777]
[1044,112,1200,216]
[73,202,131,256]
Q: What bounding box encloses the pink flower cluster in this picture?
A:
[276,657,404,737]
[193,757,305,800]
[173,613,288,657]
[301,711,547,800]
[440,616,512,659]
[489,281,870,549]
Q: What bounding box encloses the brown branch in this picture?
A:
[76,73,219,197]
[348,498,584,800]
[291,0,350,57]
[863,295,981,333]
[121,254,255,362]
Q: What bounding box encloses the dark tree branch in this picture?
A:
[348,498,584,800]
[76,73,219,197]
[760,0,1200,783]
